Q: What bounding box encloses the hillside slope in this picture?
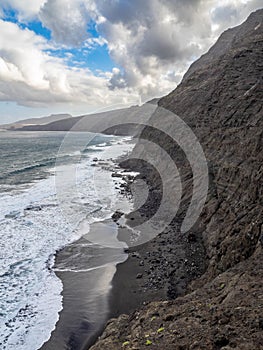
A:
[17,100,159,136]
[91,9,263,350]
[1,113,71,129]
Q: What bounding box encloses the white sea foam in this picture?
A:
[0,136,134,350]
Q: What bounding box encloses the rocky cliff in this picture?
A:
[91,9,263,350]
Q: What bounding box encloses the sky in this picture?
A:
[0,0,262,123]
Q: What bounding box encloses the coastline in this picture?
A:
[0,8,262,350]
[40,136,205,350]
[108,218,207,319]
[89,10,263,350]
[40,139,139,350]
[87,165,208,348]
[41,224,127,350]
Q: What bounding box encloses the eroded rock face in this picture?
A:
[157,9,263,282]
[132,8,263,283]
[91,248,263,350]
[91,9,263,350]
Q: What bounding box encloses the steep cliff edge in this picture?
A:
[157,8,263,283]
[91,9,263,350]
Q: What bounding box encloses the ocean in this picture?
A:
[0,131,134,350]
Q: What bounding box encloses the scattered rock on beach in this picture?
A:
[112,210,124,222]
[5,210,20,219]
[25,205,42,211]
[112,173,123,178]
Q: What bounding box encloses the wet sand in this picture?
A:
[40,198,207,350]
[39,142,137,350]
[107,218,207,320]
[40,220,132,350]
[40,150,207,350]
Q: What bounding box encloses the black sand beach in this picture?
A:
[40,160,139,350]
[40,153,207,350]
[88,166,208,347]
[40,220,128,350]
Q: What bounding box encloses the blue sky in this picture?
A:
[0,2,124,123]
[1,8,115,74]
[0,0,261,123]
[3,7,51,38]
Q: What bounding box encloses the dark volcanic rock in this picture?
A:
[112,210,124,222]
[91,248,263,349]
[91,10,263,350]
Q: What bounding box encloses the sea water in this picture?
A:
[0,131,134,349]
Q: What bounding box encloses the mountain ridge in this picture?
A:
[1,113,72,129]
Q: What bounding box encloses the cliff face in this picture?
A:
[160,9,262,130]
[154,8,263,281]
[91,10,263,350]
[130,9,263,282]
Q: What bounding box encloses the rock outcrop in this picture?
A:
[91,9,263,350]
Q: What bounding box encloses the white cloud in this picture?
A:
[95,0,212,99]
[84,36,108,49]
[0,0,262,117]
[0,19,139,110]
[210,0,263,34]
[0,0,47,20]
[94,0,262,100]
[39,0,95,46]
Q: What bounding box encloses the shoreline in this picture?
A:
[38,136,207,350]
[108,213,207,315]
[41,222,128,350]
[37,134,208,350]
[88,166,208,348]
[40,140,138,350]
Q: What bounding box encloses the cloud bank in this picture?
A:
[0,0,262,116]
